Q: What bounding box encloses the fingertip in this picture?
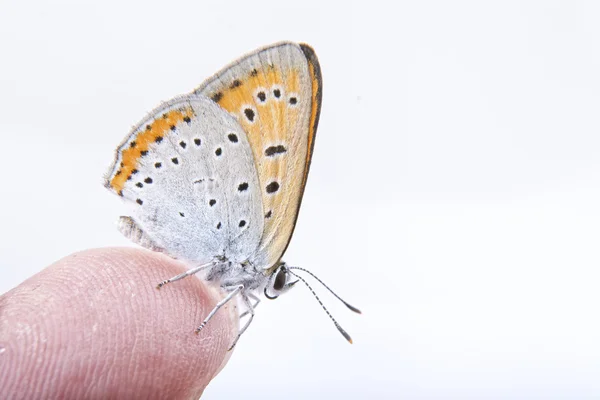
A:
[0,247,238,399]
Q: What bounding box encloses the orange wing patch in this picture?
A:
[108,107,194,194]
[209,66,302,205]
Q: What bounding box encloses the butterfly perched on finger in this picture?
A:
[105,42,359,350]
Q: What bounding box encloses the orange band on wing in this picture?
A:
[109,108,194,193]
[214,67,297,112]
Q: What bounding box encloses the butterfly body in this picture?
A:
[105,42,357,348]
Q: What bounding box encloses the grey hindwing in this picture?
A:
[117,95,264,264]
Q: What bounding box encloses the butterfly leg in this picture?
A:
[239,293,260,318]
[228,293,256,351]
[156,261,213,289]
[195,284,243,334]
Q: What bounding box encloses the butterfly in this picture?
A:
[104,42,359,350]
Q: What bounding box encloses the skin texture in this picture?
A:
[0,248,238,399]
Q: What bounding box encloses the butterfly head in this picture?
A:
[263,263,362,343]
[264,262,298,300]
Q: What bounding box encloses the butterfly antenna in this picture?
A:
[287,270,354,344]
[288,267,361,314]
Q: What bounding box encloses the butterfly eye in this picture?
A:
[273,268,287,291]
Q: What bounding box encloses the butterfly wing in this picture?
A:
[104,95,264,264]
[194,42,322,270]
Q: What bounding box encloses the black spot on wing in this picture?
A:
[244,108,255,122]
[265,145,287,156]
[266,181,280,193]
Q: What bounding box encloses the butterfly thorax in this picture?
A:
[203,258,268,292]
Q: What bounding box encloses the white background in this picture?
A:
[1,1,599,398]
